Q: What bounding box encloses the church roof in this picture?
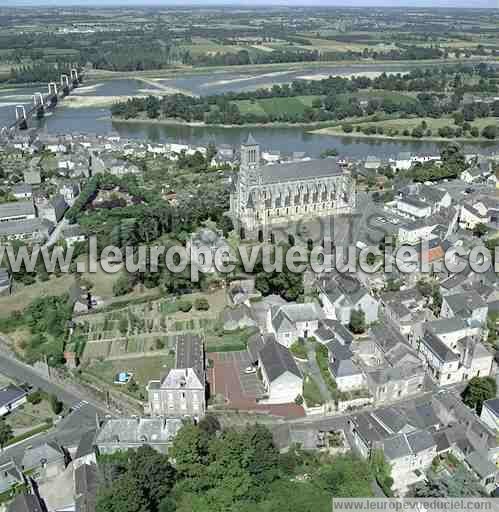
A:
[260,158,343,185]
[243,133,257,146]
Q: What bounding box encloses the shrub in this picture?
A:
[194,297,210,311]
[177,300,192,313]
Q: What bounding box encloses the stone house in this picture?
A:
[147,334,206,420]
[268,302,324,348]
[318,274,379,326]
[258,336,303,404]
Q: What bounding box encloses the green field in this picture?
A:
[348,90,419,106]
[234,95,320,117]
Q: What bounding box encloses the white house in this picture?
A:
[319,274,379,326]
[327,341,365,392]
[418,332,462,386]
[480,399,499,432]
[398,220,437,246]
[394,152,413,171]
[460,203,491,230]
[396,197,433,219]
[258,337,303,404]
[0,385,27,416]
[440,291,488,326]
[268,303,324,348]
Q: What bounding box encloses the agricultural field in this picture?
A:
[234,95,320,117]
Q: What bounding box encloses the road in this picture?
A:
[0,341,112,463]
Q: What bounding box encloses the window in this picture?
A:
[447,374,451,380]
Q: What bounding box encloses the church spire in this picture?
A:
[244,133,257,146]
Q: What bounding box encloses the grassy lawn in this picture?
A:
[0,275,74,318]
[346,90,418,106]
[6,398,55,430]
[303,374,325,407]
[206,327,258,352]
[85,353,175,387]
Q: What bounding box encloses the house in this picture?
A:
[365,155,381,170]
[313,319,353,345]
[396,196,433,219]
[73,429,97,468]
[365,364,425,404]
[95,417,183,455]
[348,411,437,494]
[327,341,364,392]
[74,463,98,512]
[36,195,69,224]
[62,224,86,247]
[418,332,462,386]
[464,451,497,493]
[460,203,491,230]
[10,184,32,200]
[258,336,303,404]
[0,267,12,296]
[0,460,25,495]
[23,170,41,186]
[21,442,66,479]
[440,291,488,325]
[480,399,499,433]
[59,182,80,206]
[7,493,44,512]
[0,201,36,223]
[394,152,413,171]
[0,218,55,243]
[223,304,257,331]
[0,385,27,416]
[397,219,437,245]
[147,334,206,419]
[318,274,379,326]
[268,302,324,348]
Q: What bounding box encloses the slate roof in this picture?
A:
[483,398,499,417]
[427,317,468,335]
[75,429,96,460]
[11,184,32,196]
[175,334,204,382]
[0,385,27,409]
[444,291,487,317]
[406,430,435,454]
[259,338,302,382]
[8,494,44,512]
[466,451,496,478]
[272,303,324,332]
[383,434,412,461]
[421,332,459,363]
[247,332,266,362]
[367,364,425,385]
[373,407,409,433]
[21,442,64,470]
[0,200,35,219]
[0,218,54,238]
[75,463,98,512]
[327,341,361,378]
[95,417,183,445]
[260,158,343,185]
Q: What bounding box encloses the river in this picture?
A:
[1,63,498,159]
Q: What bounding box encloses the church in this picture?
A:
[229,135,356,240]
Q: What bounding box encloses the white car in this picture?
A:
[244,366,256,374]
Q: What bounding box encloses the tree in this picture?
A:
[49,394,63,415]
[318,454,373,497]
[473,223,488,238]
[462,376,497,414]
[370,449,393,496]
[349,309,366,334]
[0,420,13,449]
[170,423,210,478]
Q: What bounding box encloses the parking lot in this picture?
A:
[208,350,304,418]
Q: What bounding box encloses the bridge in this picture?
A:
[1,68,81,136]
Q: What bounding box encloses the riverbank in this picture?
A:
[312,126,497,144]
[109,115,499,145]
[86,57,499,81]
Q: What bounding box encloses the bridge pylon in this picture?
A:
[70,68,79,87]
[61,74,70,96]
[48,82,58,107]
[15,105,28,130]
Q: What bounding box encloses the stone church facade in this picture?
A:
[230,135,356,239]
